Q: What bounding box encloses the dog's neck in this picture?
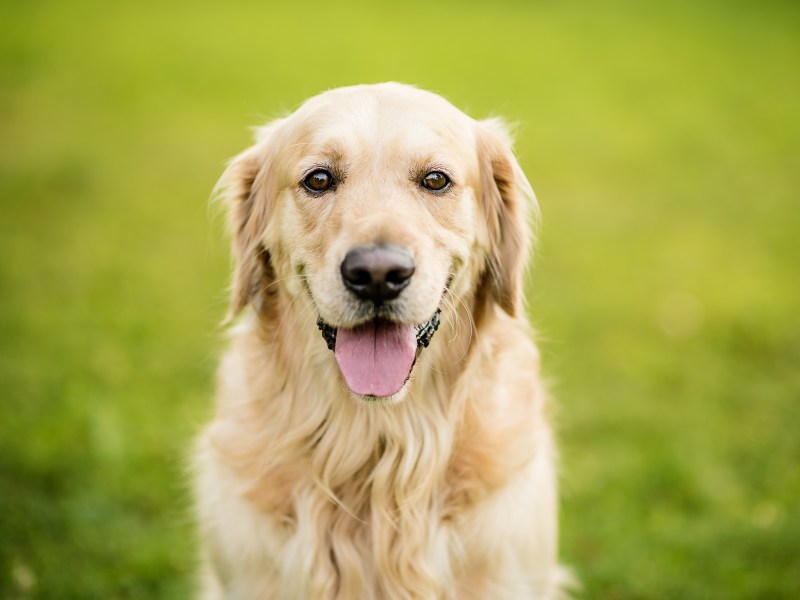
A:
[210,290,541,597]
[215,284,491,469]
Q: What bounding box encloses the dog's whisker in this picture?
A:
[283,294,319,337]
[439,293,460,345]
[440,271,477,347]
[258,274,307,296]
[445,286,477,365]
[260,271,315,295]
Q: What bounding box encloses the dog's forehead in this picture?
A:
[285,84,476,160]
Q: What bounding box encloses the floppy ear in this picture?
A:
[476,118,538,317]
[216,120,284,321]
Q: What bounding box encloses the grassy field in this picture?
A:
[1,0,798,597]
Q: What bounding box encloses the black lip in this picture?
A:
[415,310,441,348]
[316,317,337,350]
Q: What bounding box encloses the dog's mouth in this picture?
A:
[316,310,441,398]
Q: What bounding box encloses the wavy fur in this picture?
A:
[194,83,567,599]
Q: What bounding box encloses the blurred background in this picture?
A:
[1,0,798,597]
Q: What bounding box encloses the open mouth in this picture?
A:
[316,310,441,398]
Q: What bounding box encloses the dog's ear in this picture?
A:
[476,118,538,317]
[216,120,284,322]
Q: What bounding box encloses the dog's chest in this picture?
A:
[239,441,481,599]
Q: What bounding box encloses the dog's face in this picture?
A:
[221,83,534,401]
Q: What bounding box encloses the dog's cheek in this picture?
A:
[303,239,357,325]
[433,206,477,301]
[405,243,455,319]
[272,193,320,300]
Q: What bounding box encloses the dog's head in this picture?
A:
[219,83,535,401]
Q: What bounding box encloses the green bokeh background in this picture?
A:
[2,0,798,598]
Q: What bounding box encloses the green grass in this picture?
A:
[1,0,798,597]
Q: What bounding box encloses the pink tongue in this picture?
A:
[334,319,417,397]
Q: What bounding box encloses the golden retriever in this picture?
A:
[194,83,565,599]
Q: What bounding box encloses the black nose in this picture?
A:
[341,244,415,302]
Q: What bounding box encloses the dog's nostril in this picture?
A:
[341,245,415,302]
[386,268,414,287]
[349,268,372,286]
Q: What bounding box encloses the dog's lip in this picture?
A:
[306,273,450,352]
[318,312,440,398]
[316,310,441,352]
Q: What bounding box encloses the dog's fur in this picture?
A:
[194,83,564,599]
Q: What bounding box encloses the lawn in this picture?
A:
[1,0,798,597]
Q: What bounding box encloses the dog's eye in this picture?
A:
[303,169,335,193]
[421,171,450,192]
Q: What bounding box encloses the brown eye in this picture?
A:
[421,171,450,192]
[303,169,334,193]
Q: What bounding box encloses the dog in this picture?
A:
[194,83,565,599]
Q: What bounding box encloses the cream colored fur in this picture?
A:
[194,83,566,599]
